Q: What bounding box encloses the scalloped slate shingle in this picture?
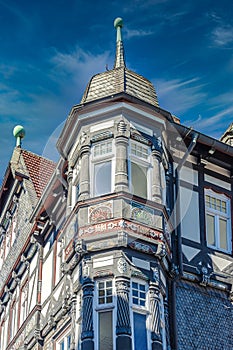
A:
[176,280,233,350]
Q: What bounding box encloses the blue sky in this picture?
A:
[1,0,233,182]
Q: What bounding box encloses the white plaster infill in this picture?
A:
[93,255,114,268]
[209,254,232,272]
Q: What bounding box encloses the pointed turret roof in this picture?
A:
[81,18,159,107]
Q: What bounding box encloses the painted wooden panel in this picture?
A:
[205,174,231,191]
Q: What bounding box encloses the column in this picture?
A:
[149,282,163,350]
[116,277,132,350]
[151,146,162,204]
[66,168,73,215]
[79,145,90,200]
[81,281,94,350]
[115,136,129,192]
[70,294,77,350]
[115,119,129,192]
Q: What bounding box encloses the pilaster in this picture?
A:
[79,144,91,200]
[149,282,163,350]
[81,280,94,350]
[151,145,162,204]
[115,120,130,192]
[115,277,132,350]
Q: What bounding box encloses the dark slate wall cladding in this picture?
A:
[176,280,233,350]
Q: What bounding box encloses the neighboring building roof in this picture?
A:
[220,122,233,145]
[80,18,159,108]
[21,149,56,198]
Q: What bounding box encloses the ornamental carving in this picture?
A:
[117,258,128,274]
[89,201,113,223]
[131,206,154,225]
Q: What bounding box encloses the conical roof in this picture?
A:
[81,18,159,107]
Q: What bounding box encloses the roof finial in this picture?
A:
[114,17,126,68]
[13,125,25,148]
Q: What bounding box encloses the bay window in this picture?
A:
[205,189,231,252]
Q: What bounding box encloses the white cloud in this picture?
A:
[212,25,233,47]
[49,47,112,97]
[125,28,154,39]
[154,77,207,114]
[194,107,233,129]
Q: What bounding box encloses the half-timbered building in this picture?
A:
[0,17,233,350]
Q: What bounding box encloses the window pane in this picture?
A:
[94,162,112,196]
[99,311,113,350]
[67,335,71,350]
[206,214,215,246]
[219,218,228,250]
[131,162,147,198]
[98,280,113,304]
[133,313,147,349]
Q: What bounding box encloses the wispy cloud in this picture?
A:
[212,25,233,47]
[155,77,207,114]
[207,12,233,48]
[125,28,154,39]
[0,46,113,179]
[193,107,233,129]
[50,47,111,89]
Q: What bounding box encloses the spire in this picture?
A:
[114,17,126,68]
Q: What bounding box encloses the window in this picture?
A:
[94,162,112,196]
[130,141,151,199]
[98,311,113,350]
[132,282,146,306]
[58,334,71,350]
[72,163,80,207]
[96,280,114,350]
[205,189,231,252]
[92,140,114,197]
[98,280,113,304]
[131,281,148,350]
[133,313,147,349]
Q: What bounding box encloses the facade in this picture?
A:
[0,17,233,350]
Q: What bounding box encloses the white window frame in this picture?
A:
[91,140,115,197]
[129,140,152,200]
[71,161,81,208]
[55,331,71,350]
[94,278,116,350]
[205,188,232,253]
[130,279,150,350]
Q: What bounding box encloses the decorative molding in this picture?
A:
[88,201,113,224]
[91,131,113,143]
[79,219,165,243]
